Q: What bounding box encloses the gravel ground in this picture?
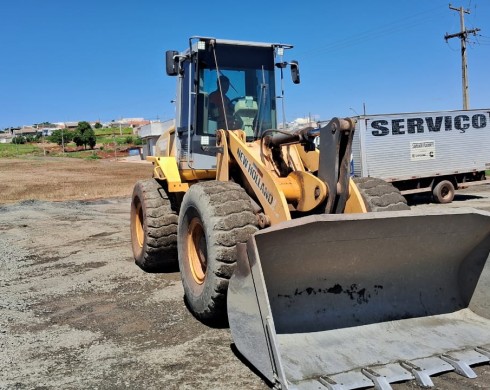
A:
[1,187,490,389]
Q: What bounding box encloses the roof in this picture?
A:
[182,36,294,56]
[139,119,175,138]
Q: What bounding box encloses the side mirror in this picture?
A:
[290,60,300,84]
[165,50,179,76]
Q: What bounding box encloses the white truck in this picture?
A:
[350,108,490,203]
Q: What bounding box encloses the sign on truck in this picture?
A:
[351,108,490,203]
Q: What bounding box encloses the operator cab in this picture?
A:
[166,37,299,169]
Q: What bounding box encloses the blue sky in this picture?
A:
[1,0,488,129]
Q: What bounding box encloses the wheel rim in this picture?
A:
[134,201,144,248]
[441,185,450,199]
[188,217,207,285]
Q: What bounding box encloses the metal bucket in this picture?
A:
[227,208,490,389]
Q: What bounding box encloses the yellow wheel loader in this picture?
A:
[130,37,490,389]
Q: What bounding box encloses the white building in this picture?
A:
[138,119,175,158]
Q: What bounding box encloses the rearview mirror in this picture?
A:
[290,60,300,84]
[166,50,179,76]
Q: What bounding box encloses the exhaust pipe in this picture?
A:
[227,208,490,389]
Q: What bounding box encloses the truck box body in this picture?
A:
[351,109,490,200]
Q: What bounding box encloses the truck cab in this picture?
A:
[166,37,299,170]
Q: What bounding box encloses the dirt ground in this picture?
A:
[0,157,153,204]
[1,158,490,389]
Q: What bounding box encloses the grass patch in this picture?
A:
[51,150,102,159]
[96,136,130,145]
[94,127,133,136]
[0,143,42,158]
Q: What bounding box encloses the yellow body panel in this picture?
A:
[148,156,190,192]
[295,145,319,172]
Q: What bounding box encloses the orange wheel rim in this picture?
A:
[188,217,207,284]
[134,201,144,248]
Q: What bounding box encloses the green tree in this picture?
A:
[73,121,96,150]
[48,130,74,146]
[94,122,103,129]
[12,136,26,144]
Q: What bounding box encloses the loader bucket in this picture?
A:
[227,208,490,390]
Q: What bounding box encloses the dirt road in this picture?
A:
[1,186,490,389]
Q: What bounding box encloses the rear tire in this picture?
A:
[353,177,410,211]
[177,181,258,325]
[432,180,455,204]
[130,179,178,272]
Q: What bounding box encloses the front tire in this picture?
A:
[130,179,178,272]
[353,177,410,211]
[177,181,258,325]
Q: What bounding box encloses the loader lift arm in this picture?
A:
[263,117,356,214]
[214,117,357,226]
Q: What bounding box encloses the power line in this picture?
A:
[296,5,446,57]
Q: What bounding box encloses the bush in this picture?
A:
[125,136,133,144]
[134,137,143,145]
[12,136,26,144]
[48,130,74,146]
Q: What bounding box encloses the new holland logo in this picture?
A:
[236,148,274,205]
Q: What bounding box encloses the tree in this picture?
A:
[48,130,74,146]
[12,136,26,144]
[94,122,103,129]
[73,121,96,150]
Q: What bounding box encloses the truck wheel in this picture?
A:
[178,181,258,325]
[432,180,455,204]
[353,177,410,211]
[130,179,178,272]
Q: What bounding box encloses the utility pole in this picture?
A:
[445,3,480,110]
[61,128,65,154]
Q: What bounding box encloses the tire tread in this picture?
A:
[178,181,258,324]
[131,179,178,272]
[353,177,410,212]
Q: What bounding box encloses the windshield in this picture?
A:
[197,44,277,138]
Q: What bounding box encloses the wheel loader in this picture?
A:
[130,36,490,389]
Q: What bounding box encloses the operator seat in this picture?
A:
[234,97,258,137]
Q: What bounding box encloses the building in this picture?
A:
[138,119,175,158]
[13,127,39,137]
[0,133,12,143]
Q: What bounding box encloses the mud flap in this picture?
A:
[227,208,490,389]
